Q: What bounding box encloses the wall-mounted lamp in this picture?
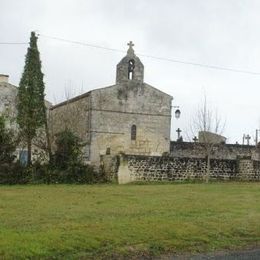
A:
[173,106,181,119]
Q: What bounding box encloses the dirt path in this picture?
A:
[167,248,260,260]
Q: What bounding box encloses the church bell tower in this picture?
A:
[116,41,144,84]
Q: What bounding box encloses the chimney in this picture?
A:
[0,74,9,83]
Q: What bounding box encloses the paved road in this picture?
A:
[170,248,260,260]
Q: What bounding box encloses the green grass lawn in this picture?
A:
[0,183,260,259]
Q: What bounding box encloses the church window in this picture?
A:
[128,59,135,80]
[131,125,137,140]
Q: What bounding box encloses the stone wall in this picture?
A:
[49,93,91,160]
[170,141,258,160]
[110,154,260,184]
[238,158,260,181]
[50,93,91,141]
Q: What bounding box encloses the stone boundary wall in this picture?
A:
[106,155,260,184]
[170,141,259,160]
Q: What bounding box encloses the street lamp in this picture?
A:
[255,129,260,146]
[172,106,181,141]
[173,106,181,119]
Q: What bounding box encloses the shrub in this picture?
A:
[0,163,28,185]
[54,129,83,169]
[0,128,106,185]
[0,163,104,185]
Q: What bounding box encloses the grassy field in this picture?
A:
[0,183,260,259]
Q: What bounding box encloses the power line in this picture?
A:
[138,54,260,76]
[38,34,260,76]
[39,34,125,54]
[0,42,28,45]
[2,34,260,76]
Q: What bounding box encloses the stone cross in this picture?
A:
[245,134,251,145]
[127,41,134,48]
[193,136,198,142]
[127,41,135,56]
[176,128,182,139]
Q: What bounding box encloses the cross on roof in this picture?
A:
[127,41,134,48]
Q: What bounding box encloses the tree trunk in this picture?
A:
[27,137,32,166]
[206,154,210,183]
[45,120,52,163]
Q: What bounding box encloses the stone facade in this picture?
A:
[0,75,18,130]
[50,43,172,164]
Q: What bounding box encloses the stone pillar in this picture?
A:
[117,155,132,184]
[237,156,254,180]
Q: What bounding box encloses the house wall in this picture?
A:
[0,82,18,130]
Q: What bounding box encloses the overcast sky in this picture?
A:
[1,0,260,143]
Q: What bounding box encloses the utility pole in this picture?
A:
[255,129,260,146]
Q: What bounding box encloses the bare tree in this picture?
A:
[190,96,225,183]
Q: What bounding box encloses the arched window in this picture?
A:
[128,59,135,80]
[131,125,136,140]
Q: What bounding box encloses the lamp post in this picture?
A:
[255,129,260,146]
[173,106,181,119]
[172,106,181,141]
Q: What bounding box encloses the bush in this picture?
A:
[0,163,105,185]
[0,128,106,185]
[54,129,83,169]
[0,163,28,184]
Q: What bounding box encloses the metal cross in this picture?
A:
[127,41,134,48]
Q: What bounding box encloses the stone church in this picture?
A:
[50,42,173,164]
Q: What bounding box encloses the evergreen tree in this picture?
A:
[0,116,16,164]
[17,31,51,165]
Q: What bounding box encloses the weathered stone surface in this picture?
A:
[0,81,18,130]
[170,141,257,160]
[100,154,119,181]
[112,155,260,184]
[198,131,226,144]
